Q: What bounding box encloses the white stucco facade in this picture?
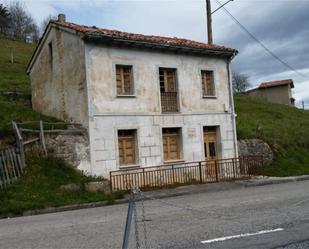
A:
[28,21,238,178]
[84,44,238,177]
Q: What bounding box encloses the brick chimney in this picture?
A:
[58,13,66,23]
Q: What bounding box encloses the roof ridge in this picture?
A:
[50,20,237,53]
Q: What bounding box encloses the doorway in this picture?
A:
[203,126,218,161]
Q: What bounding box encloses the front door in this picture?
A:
[204,127,218,175]
[204,127,218,161]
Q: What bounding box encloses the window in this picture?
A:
[159,68,179,112]
[159,68,177,92]
[116,65,133,95]
[201,70,215,97]
[48,42,53,69]
[162,128,182,161]
[118,130,137,166]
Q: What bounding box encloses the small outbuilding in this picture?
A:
[245,79,295,106]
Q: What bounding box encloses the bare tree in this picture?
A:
[232,71,250,93]
[7,1,39,42]
[40,14,57,35]
[0,3,10,35]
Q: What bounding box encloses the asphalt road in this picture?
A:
[1,180,309,249]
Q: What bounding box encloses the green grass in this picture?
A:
[0,38,58,139]
[0,96,61,139]
[0,156,124,217]
[235,95,309,176]
[0,38,35,94]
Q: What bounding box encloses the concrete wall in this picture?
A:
[246,85,293,106]
[85,44,237,177]
[30,27,89,127]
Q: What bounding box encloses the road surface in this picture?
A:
[1,180,309,248]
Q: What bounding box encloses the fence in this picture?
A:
[11,120,84,157]
[0,147,24,189]
[0,120,84,189]
[110,156,264,192]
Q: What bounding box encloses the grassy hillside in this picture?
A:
[0,38,123,217]
[0,156,123,217]
[235,95,309,176]
[0,38,34,94]
[0,38,59,140]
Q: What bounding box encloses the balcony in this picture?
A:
[161,92,179,113]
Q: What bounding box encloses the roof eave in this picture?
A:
[83,33,237,58]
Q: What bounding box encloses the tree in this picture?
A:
[7,1,39,42]
[0,4,10,35]
[232,71,250,93]
[40,14,57,35]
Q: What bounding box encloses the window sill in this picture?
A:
[203,95,217,99]
[161,111,181,114]
[117,95,136,98]
[163,159,185,165]
[119,164,140,170]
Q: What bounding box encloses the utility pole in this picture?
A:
[206,0,213,44]
[206,0,234,44]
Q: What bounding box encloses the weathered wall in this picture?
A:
[30,27,88,127]
[83,44,237,177]
[88,114,236,177]
[246,85,293,106]
[85,44,231,115]
[46,133,91,174]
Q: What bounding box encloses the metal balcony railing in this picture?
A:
[161,92,179,113]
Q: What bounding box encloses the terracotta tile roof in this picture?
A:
[50,20,237,55]
[259,79,294,89]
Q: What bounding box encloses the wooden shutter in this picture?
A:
[118,130,136,166]
[202,71,215,96]
[159,68,177,92]
[116,65,132,95]
[163,129,180,161]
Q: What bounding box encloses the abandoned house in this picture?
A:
[245,79,295,106]
[26,14,239,178]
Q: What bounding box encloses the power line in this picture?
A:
[214,0,308,79]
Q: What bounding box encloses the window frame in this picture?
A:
[117,129,139,168]
[162,127,183,163]
[115,64,135,97]
[159,67,178,93]
[201,70,216,98]
[202,126,221,160]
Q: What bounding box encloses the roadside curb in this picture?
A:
[237,175,309,187]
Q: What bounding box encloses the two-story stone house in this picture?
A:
[26,14,238,178]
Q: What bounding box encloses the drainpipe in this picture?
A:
[227,56,238,158]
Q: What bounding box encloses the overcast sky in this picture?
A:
[4,0,309,107]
